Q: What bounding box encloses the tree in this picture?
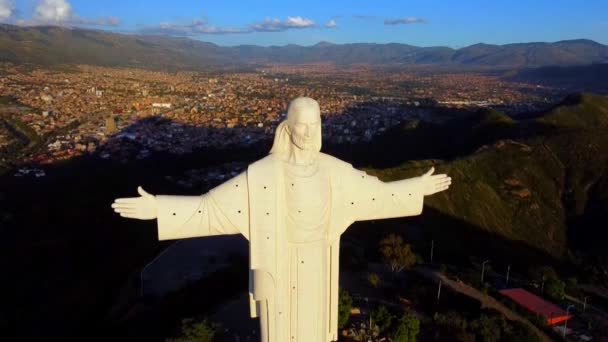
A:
[371,305,395,334]
[531,266,565,300]
[367,272,381,288]
[504,321,542,342]
[566,276,578,293]
[433,311,468,333]
[393,310,420,342]
[470,314,504,342]
[338,288,353,329]
[545,278,566,300]
[166,318,216,342]
[379,234,418,273]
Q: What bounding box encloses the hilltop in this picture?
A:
[1,24,607,69]
[362,94,608,271]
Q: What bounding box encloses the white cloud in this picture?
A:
[140,15,317,37]
[34,0,72,22]
[27,0,120,26]
[0,0,15,21]
[384,17,426,25]
[325,19,337,28]
[142,19,247,35]
[250,16,316,32]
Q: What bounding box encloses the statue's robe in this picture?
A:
[155,153,425,342]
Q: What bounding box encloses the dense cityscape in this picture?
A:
[0,63,559,171]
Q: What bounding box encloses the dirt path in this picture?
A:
[416,267,554,342]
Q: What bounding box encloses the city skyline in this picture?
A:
[2,0,608,47]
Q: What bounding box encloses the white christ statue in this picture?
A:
[112,97,451,342]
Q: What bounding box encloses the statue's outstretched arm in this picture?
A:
[112,172,250,241]
[344,167,450,222]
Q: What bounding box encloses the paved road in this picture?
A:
[416,267,554,342]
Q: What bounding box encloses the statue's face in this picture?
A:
[288,106,321,151]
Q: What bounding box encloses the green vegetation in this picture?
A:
[338,288,353,329]
[540,93,608,128]
[371,305,394,334]
[531,265,566,300]
[432,310,541,342]
[379,234,418,273]
[366,93,608,265]
[165,318,216,342]
[393,310,420,342]
[367,272,381,288]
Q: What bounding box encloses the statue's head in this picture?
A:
[270,97,322,156]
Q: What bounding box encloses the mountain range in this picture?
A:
[1,24,608,69]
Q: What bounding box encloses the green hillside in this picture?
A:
[539,93,608,128]
[367,93,608,263]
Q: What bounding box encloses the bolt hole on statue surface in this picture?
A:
[112,97,451,342]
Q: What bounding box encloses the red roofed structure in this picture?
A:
[499,288,572,325]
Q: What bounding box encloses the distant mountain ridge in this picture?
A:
[1,24,607,69]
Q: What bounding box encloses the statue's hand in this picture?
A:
[111,186,158,220]
[420,167,451,196]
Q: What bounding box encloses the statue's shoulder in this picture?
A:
[247,154,280,174]
[319,152,354,172]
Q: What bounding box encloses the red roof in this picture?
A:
[499,288,572,325]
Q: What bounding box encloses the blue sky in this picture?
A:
[5,0,608,47]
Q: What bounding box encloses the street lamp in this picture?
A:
[541,276,545,296]
[563,304,575,338]
[437,279,442,300]
[481,259,490,284]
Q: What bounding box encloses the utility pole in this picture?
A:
[430,239,434,264]
[437,280,442,300]
[541,276,545,296]
[506,265,511,287]
[563,304,575,338]
[481,260,490,284]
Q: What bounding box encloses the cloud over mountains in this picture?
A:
[142,16,318,36]
[250,16,315,32]
[0,0,14,21]
[13,0,120,27]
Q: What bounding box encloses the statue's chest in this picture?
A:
[284,166,331,242]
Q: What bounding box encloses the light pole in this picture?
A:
[506,265,511,287]
[583,296,588,312]
[563,304,575,338]
[430,239,434,264]
[437,279,442,300]
[541,276,545,296]
[481,260,490,285]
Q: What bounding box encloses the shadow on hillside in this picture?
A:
[0,102,566,340]
[328,109,561,169]
[344,206,561,272]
